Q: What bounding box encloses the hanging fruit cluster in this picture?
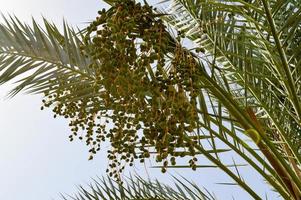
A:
[42,0,203,181]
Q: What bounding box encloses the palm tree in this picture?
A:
[0,0,301,199]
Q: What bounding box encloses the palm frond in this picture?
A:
[158,0,301,198]
[60,175,215,200]
[0,15,93,97]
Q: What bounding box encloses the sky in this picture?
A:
[0,1,279,200]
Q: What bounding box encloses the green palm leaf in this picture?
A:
[0,15,93,97]
[61,175,215,200]
[157,0,301,198]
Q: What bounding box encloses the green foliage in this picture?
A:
[0,15,90,96]
[1,0,301,199]
[61,175,215,200]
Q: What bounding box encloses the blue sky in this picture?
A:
[0,1,279,199]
